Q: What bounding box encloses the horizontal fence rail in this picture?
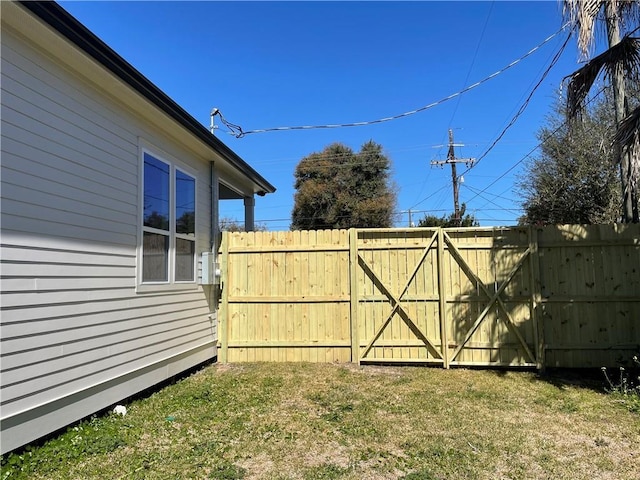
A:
[219,225,640,368]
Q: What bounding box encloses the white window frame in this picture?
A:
[137,143,198,293]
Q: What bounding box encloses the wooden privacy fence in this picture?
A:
[218,225,640,368]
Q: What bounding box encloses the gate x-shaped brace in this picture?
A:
[358,231,442,361]
[357,230,536,364]
[443,232,536,364]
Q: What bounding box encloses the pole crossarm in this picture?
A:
[357,231,443,361]
[443,232,536,364]
[430,158,475,167]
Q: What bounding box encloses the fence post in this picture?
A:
[349,228,360,364]
[437,228,449,368]
[219,231,230,363]
[528,226,544,370]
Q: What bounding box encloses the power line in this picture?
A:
[448,1,495,129]
[458,25,573,177]
[407,27,572,213]
[214,25,570,138]
[464,184,517,205]
[246,142,437,168]
[408,183,451,210]
[461,84,610,209]
[461,184,519,214]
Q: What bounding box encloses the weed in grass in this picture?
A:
[191,439,225,456]
[353,447,408,475]
[186,386,214,402]
[302,463,351,479]
[422,444,471,467]
[531,385,583,415]
[390,374,412,386]
[558,397,580,413]
[601,356,640,413]
[208,463,246,480]
[320,403,354,423]
[400,470,442,480]
[257,422,291,443]
[463,383,499,402]
[260,375,284,390]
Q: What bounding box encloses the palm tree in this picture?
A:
[563,0,640,222]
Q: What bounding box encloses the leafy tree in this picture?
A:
[562,0,640,222]
[517,94,621,225]
[291,141,396,230]
[219,217,267,232]
[417,204,479,227]
[144,211,168,230]
[176,211,195,234]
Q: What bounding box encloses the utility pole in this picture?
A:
[401,209,414,227]
[431,129,475,226]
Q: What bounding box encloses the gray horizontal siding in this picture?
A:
[2,40,138,168]
[1,92,136,176]
[2,322,213,413]
[2,305,209,361]
[1,113,137,200]
[0,243,134,266]
[1,185,137,233]
[1,22,217,453]
[1,292,207,341]
[1,170,136,226]
[0,285,202,317]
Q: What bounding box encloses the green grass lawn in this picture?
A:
[2,363,639,479]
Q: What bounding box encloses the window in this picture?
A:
[141,151,196,285]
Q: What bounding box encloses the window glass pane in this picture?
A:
[176,170,195,235]
[144,153,169,231]
[143,232,169,282]
[175,238,195,281]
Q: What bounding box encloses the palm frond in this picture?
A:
[614,104,640,148]
[630,143,640,193]
[618,0,640,35]
[609,36,640,82]
[614,105,640,191]
[566,36,640,118]
[563,0,604,59]
[565,55,604,118]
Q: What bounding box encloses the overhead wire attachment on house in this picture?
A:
[210,108,219,134]
[211,107,244,137]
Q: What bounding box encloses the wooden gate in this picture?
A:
[351,228,541,367]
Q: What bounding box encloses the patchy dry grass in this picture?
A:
[2,363,639,479]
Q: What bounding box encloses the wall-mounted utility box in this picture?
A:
[200,252,220,285]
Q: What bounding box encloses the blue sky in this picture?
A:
[60,1,583,229]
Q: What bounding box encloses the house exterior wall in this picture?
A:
[0,16,219,453]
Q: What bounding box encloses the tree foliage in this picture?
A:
[417,204,479,228]
[562,0,640,222]
[219,217,267,232]
[291,141,396,230]
[517,93,621,225]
